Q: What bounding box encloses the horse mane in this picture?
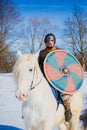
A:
[13,53,37,82]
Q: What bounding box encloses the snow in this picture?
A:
[0,72,87,130]
[0,73,25,130]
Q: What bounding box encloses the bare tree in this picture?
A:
[63,6,87,71]
[0,0,20,72]
[0,0,20,53]
[20,17,58,53]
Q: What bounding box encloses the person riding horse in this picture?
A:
[38,33,72,122]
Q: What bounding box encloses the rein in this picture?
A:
[30,67,42,90]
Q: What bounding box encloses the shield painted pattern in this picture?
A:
[44,50,84,94]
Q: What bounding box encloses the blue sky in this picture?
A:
[12,0,87,30]
[12,0,87,50]
[13,0,87,6]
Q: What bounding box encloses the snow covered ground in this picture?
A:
[0,73,87,130]
[0,73,25,130]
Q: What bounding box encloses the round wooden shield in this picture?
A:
[44,50,84,94]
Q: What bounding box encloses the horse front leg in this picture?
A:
[58,123,68,130]
[28,129,31,130]
[28,128,39,130]
[42,124,53,130]
[68,115,80,130]
[42,127,53,130]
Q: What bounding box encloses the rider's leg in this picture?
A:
[62,93,72,122]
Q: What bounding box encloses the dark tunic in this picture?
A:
[38,47,62,102]
[38,47,57,74]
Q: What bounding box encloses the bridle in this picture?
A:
[30,67,42,90]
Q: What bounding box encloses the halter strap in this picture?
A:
[30,67,42,90]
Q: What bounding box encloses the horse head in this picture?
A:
[13,51,41,101]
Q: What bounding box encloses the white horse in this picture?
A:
[13,51,82,130]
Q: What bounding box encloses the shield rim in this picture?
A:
[44,49,84,94]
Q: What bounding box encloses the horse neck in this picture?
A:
[26,62,57,106]
[36,63,50,86]
[32,64,53,95]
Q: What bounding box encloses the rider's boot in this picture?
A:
[62,94,72,122]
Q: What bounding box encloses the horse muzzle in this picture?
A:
[16,90,28,101]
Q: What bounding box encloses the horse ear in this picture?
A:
[18,50,22,57]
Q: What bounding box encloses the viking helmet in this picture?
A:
[44,33,56,44]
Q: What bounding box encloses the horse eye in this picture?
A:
[29,69,33,72]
